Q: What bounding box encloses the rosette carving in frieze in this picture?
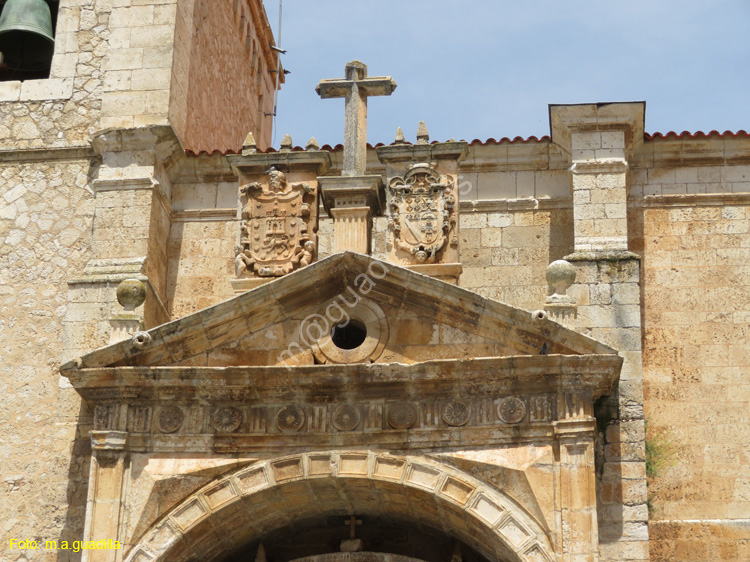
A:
[210,406,242,433]
[276,406,306,432]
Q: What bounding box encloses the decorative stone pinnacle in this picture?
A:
[416,121,429,145]
[306,137,320,151]
[545,260,577,304]
[394,127,407,145]
[280,134,293,152]
[242,132,257,155]
[116,279,146,312]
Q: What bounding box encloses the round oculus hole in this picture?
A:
[331,318,367,350]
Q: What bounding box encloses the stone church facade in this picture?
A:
[1,2,748,562]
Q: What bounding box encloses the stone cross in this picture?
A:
[316,60,397,176]
[344,515,362,539]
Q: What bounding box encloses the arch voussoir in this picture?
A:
[125,451,556,562]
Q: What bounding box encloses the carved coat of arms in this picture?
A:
[388,164,457,264]
[235,167,318,277]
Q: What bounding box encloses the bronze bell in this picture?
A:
[0,0,55,71]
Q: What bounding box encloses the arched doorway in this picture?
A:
[125,451,555,562]
[226,515,489,562]
[289,553,442,562]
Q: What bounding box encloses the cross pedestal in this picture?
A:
[318,175,384,254]
[316,61,396,254]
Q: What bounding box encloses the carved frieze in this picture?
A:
[387,163,457,265]
[235,167,318,279]
[118,395,556,440]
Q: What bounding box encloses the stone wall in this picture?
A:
[0,155,95,561]
[167,218,236,317]
[172,0,279,153]
[637,197,750,562]
[0,1,112,558]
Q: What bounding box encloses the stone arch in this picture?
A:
[125,451,556,562]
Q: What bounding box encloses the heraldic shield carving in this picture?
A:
[388,163,457,264]
[235,167,318,278]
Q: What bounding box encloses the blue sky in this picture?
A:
[262,0,749,148]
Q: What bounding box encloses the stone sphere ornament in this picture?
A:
[545,260,576,304]
[116,278,147,311]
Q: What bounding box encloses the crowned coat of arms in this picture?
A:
[388,164,457,264]
[235,167,318,278]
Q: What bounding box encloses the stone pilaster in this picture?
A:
[63,126,179,361]
[567,254,648,562]
[82,431,128,562]
[551,103,649,562]
[550,103,644,253]
[554,411,598,562]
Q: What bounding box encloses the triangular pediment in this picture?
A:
[63,252,616,372]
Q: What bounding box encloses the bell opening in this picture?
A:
[0,0,59,81]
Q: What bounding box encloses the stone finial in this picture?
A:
[280,134,293,152]
[116,279,146,312]
[545,260,576,304]
[306,137,319,151]
[242,132,257,155]
[394,127,407,145]
[416,121,429,145]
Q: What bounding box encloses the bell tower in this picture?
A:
[0,3,282,558]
